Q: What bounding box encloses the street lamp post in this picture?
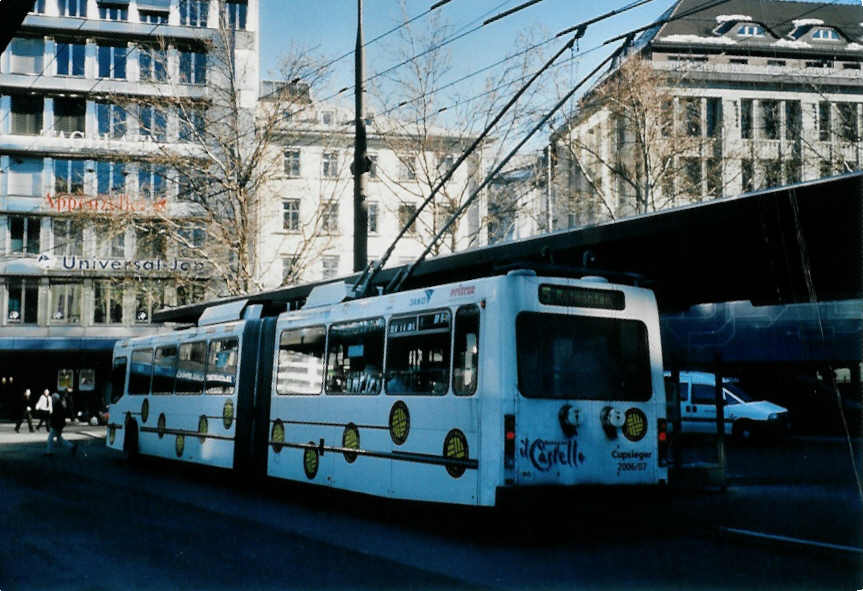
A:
[352,0,370,272]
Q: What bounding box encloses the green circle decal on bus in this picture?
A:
[223,400,234,429]
[443,429,468,478]
[342,423,360,463]
[141,399,149,423]
[389,401,410,446]
[623,408,647,442]
[271,420,285,453]
[303,443,319,479]
[157,413,166,439]
[198,415,208,442]
[175,433,185,457]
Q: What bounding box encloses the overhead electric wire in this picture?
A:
[385,0,734,293]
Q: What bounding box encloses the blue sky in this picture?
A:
[258,1,678,103]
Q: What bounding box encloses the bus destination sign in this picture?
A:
[538,284,625,310]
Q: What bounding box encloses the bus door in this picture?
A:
[514,309,660,486]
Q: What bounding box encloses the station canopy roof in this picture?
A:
[155,171,863,324]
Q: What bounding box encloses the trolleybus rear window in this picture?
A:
[453,305,479,396]
[516,313,651,401]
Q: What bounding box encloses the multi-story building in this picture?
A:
[0,0,258,411]
[255,94,489,289]
[550,0,862,227]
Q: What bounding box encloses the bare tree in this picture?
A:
[370,7,550,256]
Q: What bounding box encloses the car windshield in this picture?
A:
[723,383,753,404]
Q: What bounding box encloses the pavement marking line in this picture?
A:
[719,526,863,555]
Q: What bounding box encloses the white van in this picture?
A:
[664,371,790,440]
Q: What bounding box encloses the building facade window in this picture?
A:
[31,0,46,13]
[321,152,338,178]
[177,224,205,257]
[785,101,801,140]
[224,0,247,29]
[135,282,166,323]
[9,216,41,254]
[812,28,841,41]
[760,100,780,140]
[54,97,86,136]
[54,158,85,195]
[705,98,722,138]
[179,50,207,84]
[50,281,82,324]
[9,38,44,74]
[10,95,43,135]
[56,41,85,76]
[368,202,378,233]
[284,149,301,176]
[321,255,339,279]
[8,157,43,196]
[97,102,126,138]
[138,164,167,199]
[176,283,205,305]
[741,159,754,192]
[683,98,701,137]
[97,161,126,196]
[136,224,166,258]
[58,0,88,17]
[740,99,753,139]
[96,223,125,257]
[99,3,128,20]
[139,47,167,82]
[98,44,127,79]
[368,153,378,179]
[7,279,39,324]
[94,281,124,324]
[398,155,416,180]
[53,218,84,256]
[320,202,338,233]
[283,199,300,231]
[819,101,831,141]
[737,24,764,37]
[179,0,208,27]
[139,106,167,141]
[140,11,168,24]
[178,106,205,141]
[837,103,859,142]
[398,204,417,234]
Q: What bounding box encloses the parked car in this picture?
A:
[664,371,791,441]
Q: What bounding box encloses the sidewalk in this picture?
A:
[0,419,106,446]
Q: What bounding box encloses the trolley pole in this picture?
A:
[352,0,369,272]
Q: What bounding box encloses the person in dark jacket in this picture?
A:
[45,392,76,456]
[14,388,34,433]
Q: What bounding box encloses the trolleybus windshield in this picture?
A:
[516,312,651,401]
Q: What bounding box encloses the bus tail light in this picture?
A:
[504,414,515,470]
[657,418,669,466]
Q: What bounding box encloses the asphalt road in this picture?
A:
[0,423,860,591]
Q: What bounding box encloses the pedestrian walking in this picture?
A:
[14,388,34,433]
[34,389,52,431]
[45,392,76,456]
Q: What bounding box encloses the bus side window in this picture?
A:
[176,341,206,395]
[453,306,479,395]
[206,338,239,395]
[386,310,451,395]
[326,318,385,394]
[111,356,127,403]
[153,345,178,395]
[129,348,153,395]
[277,326,325,395]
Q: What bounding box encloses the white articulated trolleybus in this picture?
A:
[105,169,863,506]
[106,266,670,507]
